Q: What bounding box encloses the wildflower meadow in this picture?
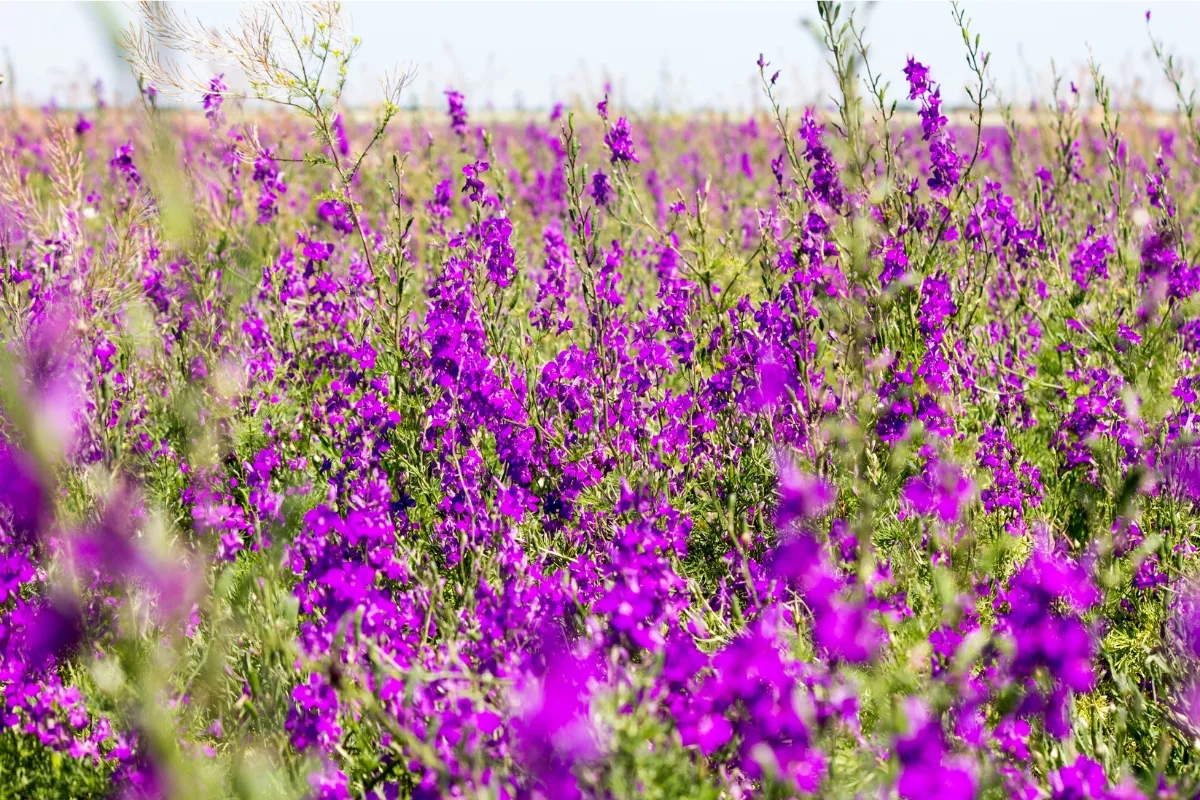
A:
[3,2,1200,798]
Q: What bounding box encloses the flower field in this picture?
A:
[4,2,1200,798]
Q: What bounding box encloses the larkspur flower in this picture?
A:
[798,109,844,210]
[604,117,639,164]
[901,458,974,524]
[904,57,932,99]
[202,74,227,126]
[317,199,354,234]
[445,88,469,138]
[331,112,350,156]
[590,169,612,206]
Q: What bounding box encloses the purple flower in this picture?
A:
[69,486,195,617]
[202,74,226,126]
[685,615,827,791]
[1163,441,1200,503]
[252,147,287,223]
[903,57,960,193]
[1117,322,1141,349]
[331,112,350,157]
[445,89,469,138]
[14,596,83,670]
[896,710,977,800]
[1140,227,1196,301]
[798,109,844,210]
[901,458,973,524]
[879,237,909,287]
[919,272,956,335]
[774,458,835,531]
[694,713,733,754]
[462,160,490,203]
[749,345,798,410]
[0,444,47,546]
[302,238,335,262]
[317,199,354,234]
[1048,755,1107,800]
[510,627,602,798]
[590,170,612,206]
[286,672,342,751]
[994,718,1032,761]
[918,87,948,141]
[110,140,141,187]
[1169,580,1200,660]
[308,763,351,800]
[481,216,516,287]
[1070,230,1114,291]
[604,117,639,164]
[1000,544,1100,735]
[928,135,962,194]
[812,593,883,663]
[904,57,932,99]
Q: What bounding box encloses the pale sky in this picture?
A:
[2,2,1198,112]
